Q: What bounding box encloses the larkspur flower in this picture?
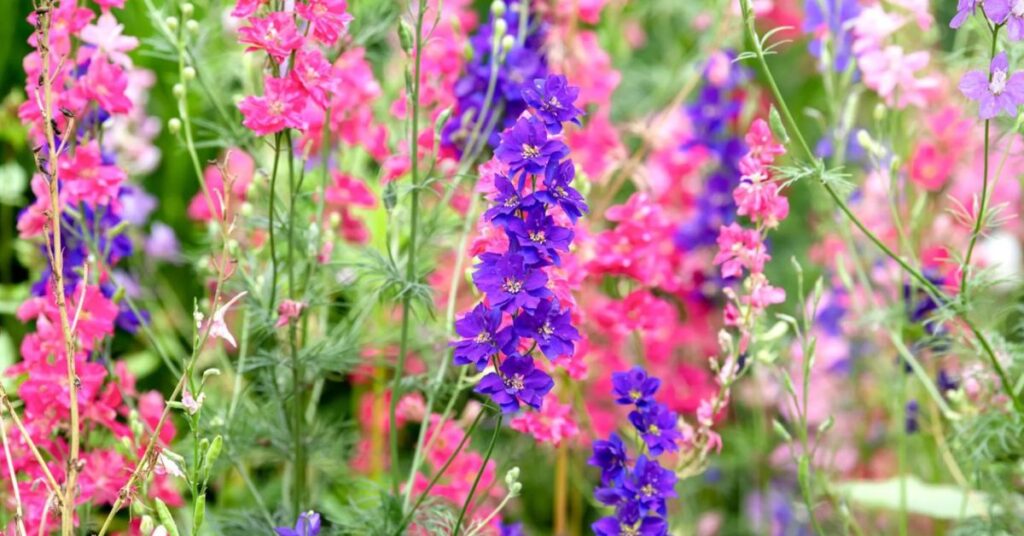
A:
[589,432,628,483]
[275,511,321,536]
[536,159,589,223]
[521,74,584,134]
[951,0,980,28]
[206,292,248,348]
[628,403,683,456]
[611,367,662,407]
[804,0,861,72]
[959,52,1024,120]
[592,506,668,536]
[512,298,579,359]
[495,117,569,180]
[296,0,354,46]
[483,174,532,225]
[238,76,307,135]
[505,206,574,265]
[237,12,304,61]
[985,0,1024,39]
[452,303,514,370]
[471,251,550,312]
[623,456,678,516]
[475,354,555,413]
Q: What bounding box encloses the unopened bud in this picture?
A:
[490,1,507,16]
[181,3,194,17]
[494,18,507,37]
[186,19,200,34]
[501,35,515,54]
[165,17,179,31]
[168,118,182,134]
[172,83,185,99]
[183,66,196,81]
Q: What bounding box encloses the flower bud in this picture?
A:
[398,20,414,53]
[181,3,194,18]
[165,17,179,31]
[183,66,196,81]
[328,212,342,226]
[501,35,515,54]
[490,1,507,16]
[240,201,254,217]
[504,466,520,486]
[168,118,182,135]
[172,83,185,99]
[186,19,200,35]
[140,515,156,535]
[202,368,221,380]
[494,18,507,37]
[509,482,522,496]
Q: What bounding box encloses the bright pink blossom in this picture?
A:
[239,76,307,136]
[237,12,304,61]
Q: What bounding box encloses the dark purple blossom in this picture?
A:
[624,456,678,516]
[495,117,569,179]
[472,251,550,312]
[484,174,531,226]
[512,298,579,359]
[506,206,574,265]
[522,74,584,134]
[275,511,321,536]
[611,367,662,407]
[452,303,514,370]
[589,432,628,484]
[628,403,682,456]
[959,51,1024,119]
[592,502,668,536]
[475,354,555,413]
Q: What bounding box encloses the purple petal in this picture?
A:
[959,70,989,100]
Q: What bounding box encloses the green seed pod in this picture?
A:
[154,498,181,536]
[398,20,414,53]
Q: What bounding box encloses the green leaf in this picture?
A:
[834,476,988,520]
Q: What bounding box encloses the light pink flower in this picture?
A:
[206,292,248,348]
[80,12,139,67]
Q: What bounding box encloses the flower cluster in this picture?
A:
[589,368,679,536]
[442,1,550,154]
[714,118,788,337]
[452,74,586,414]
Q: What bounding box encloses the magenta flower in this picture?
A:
[239,76,307,136]
[959,52,1024,119]
[237,12,304,61]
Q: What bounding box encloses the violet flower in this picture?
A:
[958,52,1024,119]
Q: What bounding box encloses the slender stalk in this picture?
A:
[268,132,284,311]
[31,5,82,531]
[390,1,428,495]
[285,128,306,514]
[1,409,28,536]
[0,385,62,497]
[453,414,503,536]
[961,26,1001,294]
[394,409,487,534]
[737,0,1024,413]
[553,444,568,535]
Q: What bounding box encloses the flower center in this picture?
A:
[529,230,546,243]
[619,524,639,536]
[505,373,525,391]
[269,100,285,116]
[502,277,523,294]
[504,195,519,207]
[545,96,560,110]
[555,186,568,197]
[264,25,279,44]
[647,424,661,436]
[474,331,492,344]
[991,69,1009,95]
[641,483,656,497]
[521,144,540,159]
[629,389,642,401]
[539,322,554,339]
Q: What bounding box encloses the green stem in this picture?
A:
[394,409,487,535]
[268,132,283,312]
[453,414,503,536]
[390,2,428,496]
[284,128,306,515]
[961,26,1001,294]
[738,0,1024,413]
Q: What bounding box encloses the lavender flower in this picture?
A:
[804,0,861,72]
[475,354,555,413]
[951,0,980,28]
[985,0,1024,40]
[959,52,1024,119]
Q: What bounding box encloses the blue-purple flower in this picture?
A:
[623,456,678,516]
[472,251,550,312]
[484,174,531,226]
[536,159,588,223]
[589,432,628,484]
[611,367,662,407]
[512,298,579,359]
[522,74,584,134]
[959,52,1024,119]
[495,116,569,179]
[275,511,321,536]
[506,206,574,265]
[452,303,514,370]
[803,0,860,72]
[628,403,682,456]
[592,502,668,536]
[475,354,555,413]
